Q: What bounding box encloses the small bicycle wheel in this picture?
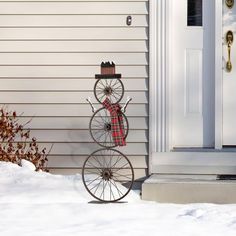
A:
[82,148,134,202]
[94,78,124,104]
[89,107,129,148]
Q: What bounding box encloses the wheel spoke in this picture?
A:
[112,162,130,173]
[91,155,104,168]
[84,169,100,175]
[99,93,106,102]
[112,89,121,98]
[94,130,106,143]
[112,90,122,97]
[105,108,108,118]
[86,175,102,186]
[109,78,113,87]
[91,125,104,130]
[102,154,108,168]
[96,90,104,95]
[109,149,112,167]
[92,129,103,137]
[92,117,104,126]
[97,111,107,124]
[111,155,123,169]
[109,95,114,103]
[96,85,104,91]
[111,79,120,88]
[109,132,113,147]
[102,132,110,147]
[112,172,132,180]
[111,92,119,101]
[109,179,112,201]
[97,92,104,100]
[100,180,108,200]
[99,80,106,89]
[100,180,105,200]
[86,160,103,172]
[89,178,103,192]
[110,179,123,197]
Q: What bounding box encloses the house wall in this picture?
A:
[0,0,149,182]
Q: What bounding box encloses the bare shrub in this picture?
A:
[0,107,50,171]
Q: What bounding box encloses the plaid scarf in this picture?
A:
[102,98,126,146]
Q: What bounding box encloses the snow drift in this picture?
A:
[1,161,236,236]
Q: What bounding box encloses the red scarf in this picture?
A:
[102,98,126,146]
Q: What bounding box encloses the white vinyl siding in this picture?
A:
[0,0,149,182]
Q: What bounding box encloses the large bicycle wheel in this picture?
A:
[82,148,134,202]
[94,78,124,104]
[89,107,129,148]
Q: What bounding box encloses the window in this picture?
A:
[187,0,203,26]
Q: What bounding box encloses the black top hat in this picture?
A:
[95,61,121,79]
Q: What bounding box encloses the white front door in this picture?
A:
[172,0,215,148]
[223,1,236,145]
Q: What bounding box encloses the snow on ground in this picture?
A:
[1,161,236,236]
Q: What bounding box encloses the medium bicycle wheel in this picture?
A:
[82,148,134,202]
[94,78,124,104]
[89,107,129,148]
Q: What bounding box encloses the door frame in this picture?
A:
[149,0,232,174]
[215,0,223,149]
[149,0,173,174]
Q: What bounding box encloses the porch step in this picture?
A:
[142,174,236,203]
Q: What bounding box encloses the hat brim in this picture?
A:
[95,74,122,79]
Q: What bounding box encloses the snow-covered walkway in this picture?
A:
[1,161,236,236]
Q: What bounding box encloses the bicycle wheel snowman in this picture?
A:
[82,62,134,202]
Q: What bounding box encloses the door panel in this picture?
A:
[172,0,215,147]
[223,1,236,145]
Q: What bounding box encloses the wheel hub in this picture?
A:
[101,169,113,181]
[104,86,113,96]
[104,123,111,131]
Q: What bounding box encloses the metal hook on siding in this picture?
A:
[126,16,132,26]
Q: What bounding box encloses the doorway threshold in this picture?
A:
[172,147,236,152]
[172,147,215,152]
[151,151,236,175]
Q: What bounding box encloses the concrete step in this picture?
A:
[142,174,236,203]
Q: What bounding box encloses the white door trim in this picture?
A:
[149,0,172,173]
[215,0,223,149]
[149,0,229,174]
